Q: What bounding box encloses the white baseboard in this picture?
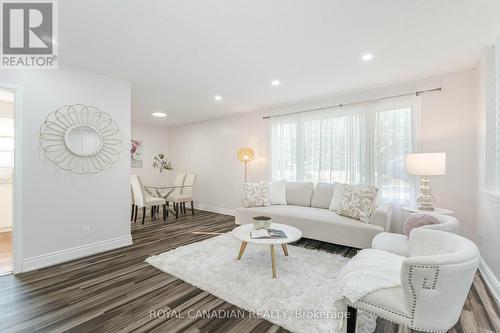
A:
[22,235,133,273]
[195,203,235,216]
[479,256,500,305]
[0,226,12,233]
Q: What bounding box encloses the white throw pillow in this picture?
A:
[329,182,345,211]
[268,180,287,205]
[242,182,271,208]
[337,183,378,223]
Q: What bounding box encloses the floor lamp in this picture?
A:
[237,147,254,182]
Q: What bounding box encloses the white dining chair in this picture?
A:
[167,173,197,218]
[131,186,135,222]
[130,175,167,224]
[165,173,186,218]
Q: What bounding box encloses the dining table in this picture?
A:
[144,184,192,216]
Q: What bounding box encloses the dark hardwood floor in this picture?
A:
[0,210,498,333]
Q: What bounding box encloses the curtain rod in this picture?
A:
[262,87,442,120]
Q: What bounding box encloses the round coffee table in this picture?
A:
[231,223,302,279]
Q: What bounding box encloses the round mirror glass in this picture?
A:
[65,125,102,156]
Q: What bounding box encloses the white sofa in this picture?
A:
[235,182,393,249]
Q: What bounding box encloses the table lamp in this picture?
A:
[237,147,254,182]
[406,153,446,211]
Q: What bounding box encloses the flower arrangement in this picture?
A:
[152,153,174,173]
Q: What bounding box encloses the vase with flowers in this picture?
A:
[152,153,174,185]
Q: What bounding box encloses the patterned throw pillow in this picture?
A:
[337,184,378,223]
[242,182,271,208]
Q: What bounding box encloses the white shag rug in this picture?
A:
[146,233,376,333]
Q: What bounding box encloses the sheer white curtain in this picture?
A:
[270,95,417,205]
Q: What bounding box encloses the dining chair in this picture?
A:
[167,173,197,218]
[131,186,135,221]
[166,173,186,218]
[130,175,167,224]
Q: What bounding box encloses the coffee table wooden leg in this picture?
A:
[271,245,277,278]
[281,244,289,256]
[237,241,248,260]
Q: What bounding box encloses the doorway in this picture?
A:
[0,89,15,275]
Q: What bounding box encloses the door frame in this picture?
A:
[0,82,23,274]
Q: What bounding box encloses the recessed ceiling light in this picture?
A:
[214,95,222,101]
[152,112,167,118]
[362,53,374,61]
[271,79,280,86]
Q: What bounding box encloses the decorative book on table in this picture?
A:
[250,229,287,239]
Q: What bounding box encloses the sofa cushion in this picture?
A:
[311,183,335,209]
[286,182,314,206]
[235,205,384,249]
[268,180,287,205]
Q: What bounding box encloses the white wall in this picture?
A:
[0,65,131,271]
[477,44,500,298]
[417,70,479,242]
[167,112,269,214]
[168,68,480,241]
[131,123,169,185]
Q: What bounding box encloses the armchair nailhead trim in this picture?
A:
[358,299,411,319]
[408,265,417,324]
[422,267,439,290]
[349,264,446,333]
[408,265,440,328]
[350,303,446,333]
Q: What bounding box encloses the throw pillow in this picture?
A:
[268,179,287,205]
[328,182,345,211]
[242,182,271,208]
[337,184,378,223]
[403,213,440,236]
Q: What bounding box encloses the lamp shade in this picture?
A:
[237,147,254,162]
[406,153,446,176]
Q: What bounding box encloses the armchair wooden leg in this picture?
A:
[346,306,357,333]
[166,202,169,217]
[131,204,135,221]
[142,207,146,224]
[191,201,194,216]
[134,205,138,222]
[183,202,187,214]
[163,204,167,222]
[175,203,179,219]
[150,206,154,218]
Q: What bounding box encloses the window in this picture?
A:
[270,95,417,202]
[0,117,14,183]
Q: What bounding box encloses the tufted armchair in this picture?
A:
[346,228,479,333]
